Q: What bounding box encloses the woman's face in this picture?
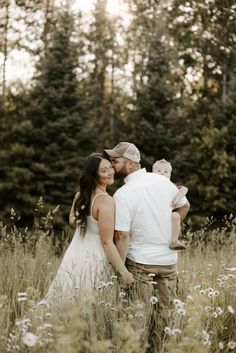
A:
[97,159,115,186]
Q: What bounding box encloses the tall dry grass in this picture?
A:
[0,210,235,353]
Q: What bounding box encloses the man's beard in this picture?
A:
[114,170,128,179]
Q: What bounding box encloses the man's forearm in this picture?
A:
[114,231,129,263]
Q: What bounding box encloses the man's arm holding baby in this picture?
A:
[174,201,190,221]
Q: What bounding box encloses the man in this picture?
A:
[104,142,190,305]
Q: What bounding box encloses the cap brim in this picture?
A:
[104,149,122,158]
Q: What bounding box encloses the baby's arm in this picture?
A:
[172,186,188,210]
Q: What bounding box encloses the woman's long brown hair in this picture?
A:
[74,153,105,236]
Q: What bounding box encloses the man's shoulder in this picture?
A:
[114,184,129,197]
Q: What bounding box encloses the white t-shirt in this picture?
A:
[114,168,188,265]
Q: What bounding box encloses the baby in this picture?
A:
[152,159,188,250]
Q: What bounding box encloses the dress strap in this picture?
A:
[90,192,108,215]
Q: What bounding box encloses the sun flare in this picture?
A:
[106,0,121,15]
[71,0,130,22]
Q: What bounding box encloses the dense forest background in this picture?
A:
[0,0,235,231]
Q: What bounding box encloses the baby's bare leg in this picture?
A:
[172,211,181,243]
[170,212,186,250]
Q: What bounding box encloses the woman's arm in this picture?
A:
[97,196,134,285]
[69,191,80,228]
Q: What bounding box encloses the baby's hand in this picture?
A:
[171,201,178,210]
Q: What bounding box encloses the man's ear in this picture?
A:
[127,160,134,168]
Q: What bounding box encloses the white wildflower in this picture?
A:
[228,305,234,314]
[150,296,158,304]
[119,291,126,298]
[97,281,106,289]
[136,312,144,318]
[110,275,118,279]
[164,327,171,335]
[126,306,133,311]
[37,299,47,306]
[177,308,186,315]
[16,318,31,328]
[228,274,235,279]
[207,287,214,291]
[208,291,214,297]
[172,328,182,337]
[219,342,224,350]
[105,281,114,287]
[225,267,236,272]
[186,295,193,301]
[200,289,206,295]
[10,208,16,217]
[22,332,39,347]
[173,298,185,310]
[216,307,223,316]
[17,297,28,303]
[17,292,28,297]
[173,298,182,306]
[201,330,211,346]
[228,341,236,349]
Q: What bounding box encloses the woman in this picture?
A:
[46,153,133,300]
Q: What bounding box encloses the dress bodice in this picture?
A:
[86,216,100,235]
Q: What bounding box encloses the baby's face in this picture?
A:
[153,163,171,179]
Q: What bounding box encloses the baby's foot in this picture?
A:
[169,241,186,250]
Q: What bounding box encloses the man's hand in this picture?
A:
[120,269,134,287]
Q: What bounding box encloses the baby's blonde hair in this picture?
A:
[152,158,172,172]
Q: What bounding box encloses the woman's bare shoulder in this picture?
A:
[96,194,114,207]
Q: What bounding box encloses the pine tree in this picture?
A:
[80,0,127,148]
[27,8,88,225]
[124,4,183,167]
[0,91,36,224]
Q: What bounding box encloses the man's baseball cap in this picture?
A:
[104,142,141,163]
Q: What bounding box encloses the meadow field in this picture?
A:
[0,210,235,353]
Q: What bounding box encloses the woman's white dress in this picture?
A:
[46,193,109,301]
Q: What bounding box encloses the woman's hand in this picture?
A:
[120,269,134,286]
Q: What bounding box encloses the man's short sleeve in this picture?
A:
[113,191,131,231]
